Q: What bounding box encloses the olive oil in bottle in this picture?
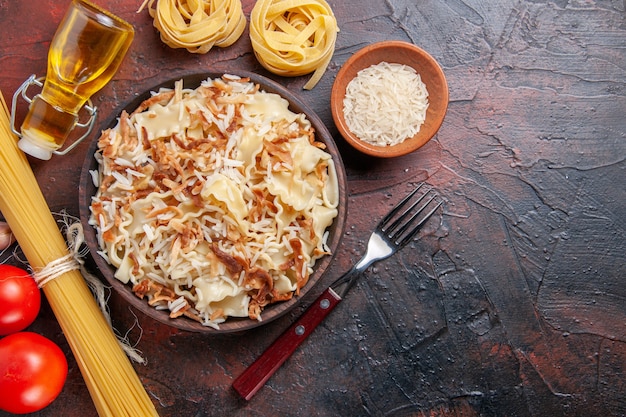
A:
[19,0,134,160]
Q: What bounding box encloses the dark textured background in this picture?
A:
[0,0,624,416]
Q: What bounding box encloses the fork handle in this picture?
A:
[232,287,342,400]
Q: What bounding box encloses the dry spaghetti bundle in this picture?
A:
[0,92,159,416]
[139,0,246,53]
[250,0,339,90]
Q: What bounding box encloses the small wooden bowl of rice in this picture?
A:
[331,40,448,158]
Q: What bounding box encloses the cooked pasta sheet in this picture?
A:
[89,75,339,329]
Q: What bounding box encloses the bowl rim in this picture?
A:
[331,40,449,158]
[78,70,348,333]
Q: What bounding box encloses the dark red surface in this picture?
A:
[1,1,625,416]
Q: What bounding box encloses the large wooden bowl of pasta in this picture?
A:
[79,72,347,333]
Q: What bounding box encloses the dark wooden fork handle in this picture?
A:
[232,287,342,400]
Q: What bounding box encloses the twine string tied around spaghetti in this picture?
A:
[31,214,146,364]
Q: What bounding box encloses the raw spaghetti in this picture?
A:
[139,0,246,54]
[0,91,158,416]
[250,0,339,90]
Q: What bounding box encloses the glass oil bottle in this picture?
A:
[18,0,134,160]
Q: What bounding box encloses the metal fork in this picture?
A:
[233,183,442,400]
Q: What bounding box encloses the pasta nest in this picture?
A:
[140,0,246,53]
[250,0,339,90]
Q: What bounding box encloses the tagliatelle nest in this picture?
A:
[250,0,339,90]
[138,0,246,54]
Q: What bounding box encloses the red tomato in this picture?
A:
[0,264,41,335]
[0,332,68,414]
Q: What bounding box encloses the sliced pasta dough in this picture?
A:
[89,75,339,329]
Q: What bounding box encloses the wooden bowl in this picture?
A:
[331,41,448,158]
[78,71,347,333]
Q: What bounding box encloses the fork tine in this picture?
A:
[383,187,441,247]
[379,183,425,231]
[382,188,430,236]
[395,197,442,247]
